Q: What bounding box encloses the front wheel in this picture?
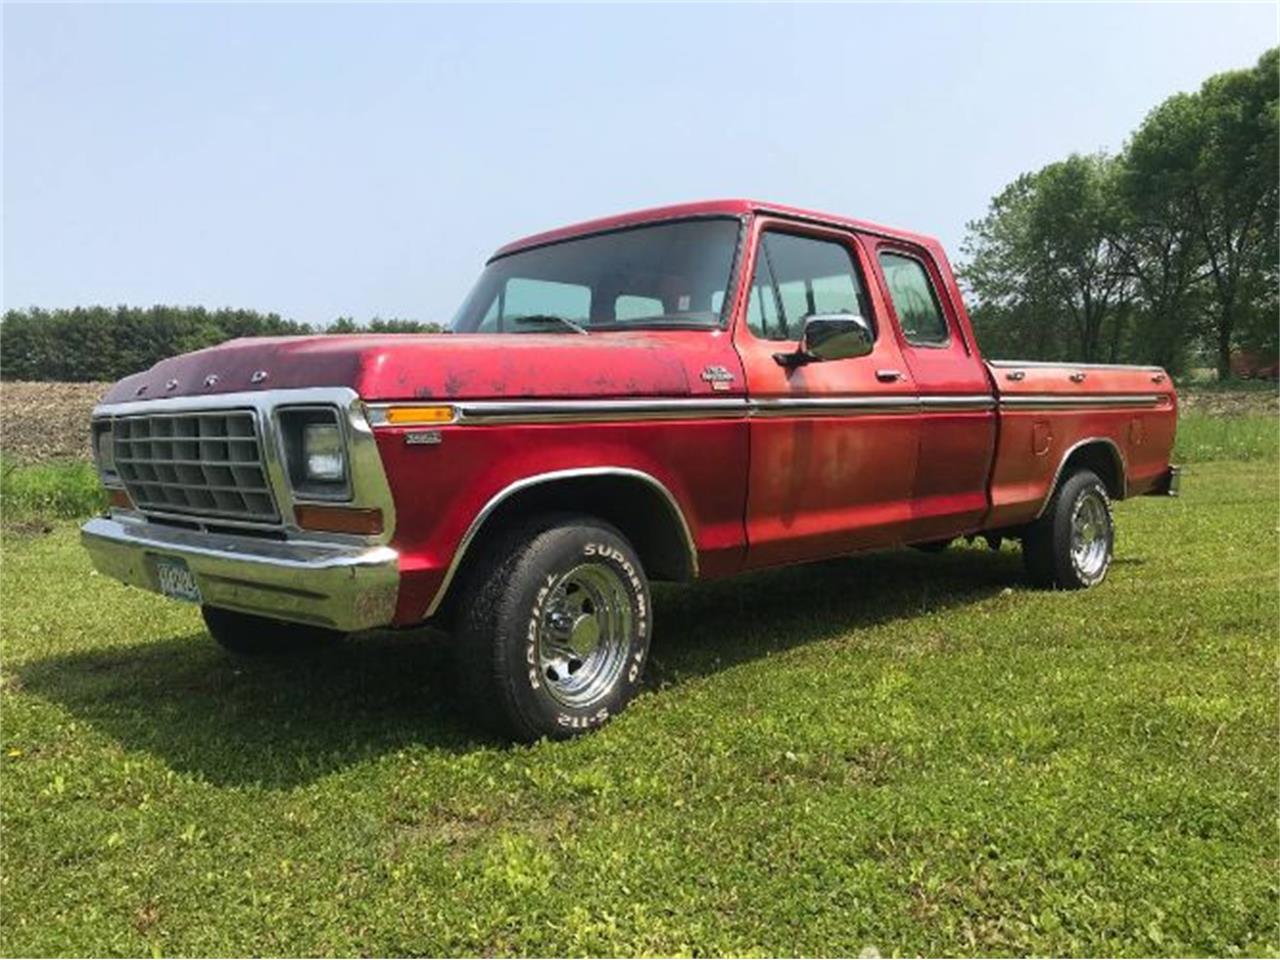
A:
[1022,468,1114,589]
[454,514,651,741]
[201,606,346,656]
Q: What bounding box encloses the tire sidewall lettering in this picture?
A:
[517,531,650,733]
[523,574,557,690]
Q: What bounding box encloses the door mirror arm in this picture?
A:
[772,348,817,369]
[772,313,875,368]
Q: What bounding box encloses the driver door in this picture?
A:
[734,219,920,569]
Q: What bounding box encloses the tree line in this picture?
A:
[0,306,443,382]
[962,49,1278,378]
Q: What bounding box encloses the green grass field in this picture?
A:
[1171,414,1277,463]
[0,459,106,524]
[1,452,1276,956]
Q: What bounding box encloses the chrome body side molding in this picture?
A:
[457,398,748,424]
[999,394,1162,410]
[920,395,997,412]
[423,467,699,619]
[987,360,1165,373]
[369,393,999,426]
[749,396,920,417]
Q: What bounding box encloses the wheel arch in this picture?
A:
[425,467,698,619]
[1036,437,1127,518]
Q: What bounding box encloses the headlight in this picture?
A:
[303,423,344,481]
[278,407,349,499]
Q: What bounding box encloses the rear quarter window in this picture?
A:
[879,252,948,347]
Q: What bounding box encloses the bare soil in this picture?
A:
[1178,387,1278,417]
[1,382,110,463]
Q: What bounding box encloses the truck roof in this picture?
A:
[491,198,941,260]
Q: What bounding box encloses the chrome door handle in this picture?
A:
[1069,372,1087,383]
[876,369,903,382]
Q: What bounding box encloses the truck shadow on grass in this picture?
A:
[647,545,1023,686]
[18,545,1019,789]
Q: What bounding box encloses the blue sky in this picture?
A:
[3,2,1275,327]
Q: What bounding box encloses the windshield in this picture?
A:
[451,218,742,333]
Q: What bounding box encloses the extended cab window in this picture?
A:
[879,252,949,346]
[746,232,870,341]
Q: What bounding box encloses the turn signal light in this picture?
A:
[383,405,455,425]
[294,504,384,535]
[107,488,132,509]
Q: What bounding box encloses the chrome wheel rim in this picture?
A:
[536,562,633,708]
[1070,488,1111,582]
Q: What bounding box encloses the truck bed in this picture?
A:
[984,360,1178,530]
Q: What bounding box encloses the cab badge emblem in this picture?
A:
[405,429,443,446]
[700,365,735,392]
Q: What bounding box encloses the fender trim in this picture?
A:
[423,467,698,619]
[1034,437,1129,519]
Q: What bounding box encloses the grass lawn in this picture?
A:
[1,459,1276,956]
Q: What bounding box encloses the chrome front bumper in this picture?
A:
[81,515,400,632]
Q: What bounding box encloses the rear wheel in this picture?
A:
[1022,469,1114,589]
[454,514,651,741]
[201,606,346,656]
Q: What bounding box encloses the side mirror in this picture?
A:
[773,313,874,368]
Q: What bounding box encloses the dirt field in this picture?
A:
[1,382,109,463]
[1178,387,1279,416]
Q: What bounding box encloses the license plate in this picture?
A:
[153,556,202,603]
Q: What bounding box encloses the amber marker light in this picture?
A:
[384,405,455,425]
[107,488,132,509]
[294,504,384,535]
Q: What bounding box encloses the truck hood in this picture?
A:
[100,332,727,405]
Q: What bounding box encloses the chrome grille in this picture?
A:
[112,410,280,523]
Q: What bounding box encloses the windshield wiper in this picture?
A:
[510,314,589,335]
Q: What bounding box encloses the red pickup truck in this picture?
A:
[82,199,1179,739]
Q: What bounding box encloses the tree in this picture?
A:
[962,154,1131,362]
[363,317,444,334]
[327,316,361,334]
[0,305,448,381]
[1031,154,1133,362]
[1114,94,1207,374]
[0,306,313,381]
[326,316,444,334]
[1115,49,1278,377]
[963,49,1278,375]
